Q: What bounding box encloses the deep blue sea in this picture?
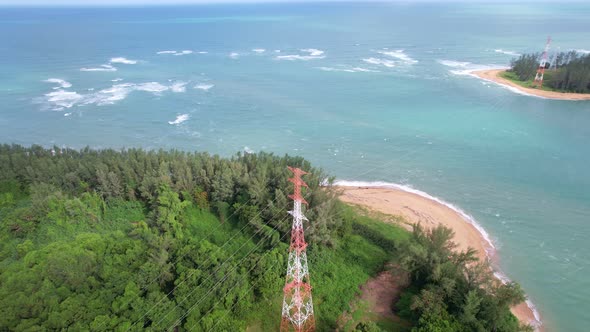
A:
[1,2,590,330]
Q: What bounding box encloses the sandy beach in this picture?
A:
[336,185,542,330]
[472,69,590,101]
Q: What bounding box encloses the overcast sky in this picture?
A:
[0,0,578,6]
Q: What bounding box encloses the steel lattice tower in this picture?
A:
[280,166,315,332]
[533,36,552,87]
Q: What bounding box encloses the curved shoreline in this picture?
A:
[334,181,543,330]
[471,69,590,100]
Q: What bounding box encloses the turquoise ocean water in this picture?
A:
[1,2,589,330]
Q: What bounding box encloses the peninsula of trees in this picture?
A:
[0,145,530,331]
[506,51,590,93]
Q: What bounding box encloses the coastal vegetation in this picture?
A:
[0,145,530,331]
[505,51,590,93]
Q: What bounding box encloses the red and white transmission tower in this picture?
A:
[280,166,315,332]
[533,36,552,87]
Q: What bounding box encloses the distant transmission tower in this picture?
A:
[280,166,315,332]
[533,36,552,87]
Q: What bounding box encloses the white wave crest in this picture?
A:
[252,48,266,53]
[438,59,508,76]
[110,57,137,64]
[198,51,208,54]
[170,81,188,93]
[195,83,214,91]
[44,90,83,110]
[362,57,396,68]
[317,66,378,73]
[44,78,72,89]
[41,81,188,110]
[494,49,521,56]
[157,50,193,56]
[229,52,240,59]
[276,48,326,61]
[243,146,254,154]
[377,49,418,64]
[301,48,324,56]
[437,59,472,68]
[80,64,117,72]
[168,114,189,125]
[175,50,193,56]
[576,49,590,54]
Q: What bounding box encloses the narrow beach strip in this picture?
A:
[334,183,543,330]
[471,69,590,101]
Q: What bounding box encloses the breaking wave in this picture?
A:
[168,114,189,125]
[157,50,193,56]
[44,78,72,89]
[80,64,117,72]
[40,81,188,110]
[362,57,396,68]
[276,48,325,61]
[194,83,214,91]
[110,57,137,64]
[494,49,521,56]
[377,49,418,64]
[317,66,378,73]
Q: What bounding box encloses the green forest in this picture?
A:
[506,51,590,93]
[0,145,531,331]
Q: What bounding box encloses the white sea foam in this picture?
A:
[198,51,208,54]
[437,59,472,68]
[276,48,325,61]
[111,78,123,82]
[494,49,521,56]
[170,81,188,93]
[229,52,240,59]
[301,48,324,56]
[80,64,117,72]
[41,81,188,110]
[377,49,418,64]
[64,112,72,117]
[157,50,193,56]
[44,78,72,89]
[334,179,542,328]
[194,83,214,91]
[168,114,189,125]
[252,48,266,53]
[175,50,193,56]
[362,57,396,68]
[317,66,378,73]
[243,146,254,154]
[110,57,137,64]
[576,49,590,54]
[44,90,83,109]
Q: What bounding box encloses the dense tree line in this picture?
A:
[396,225,532,332]
[508,51,590,93]
[0,144,530,331]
